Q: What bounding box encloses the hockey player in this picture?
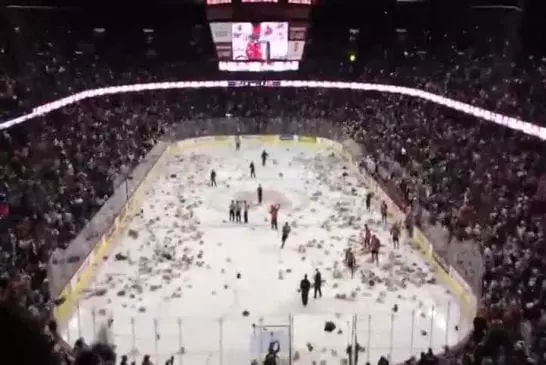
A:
[235,135,241,151]
[229,200,236,222]
[267,333,281,358]
[261,150,269,166]
[281,222,291,248]
[235,201,242,223]
[380,201,388,224]
[257,184,263,204]
[365,192,373,211]
[269,203,280,230]
[371,235,380,264]
[345,248,356,278]
[243,201,249,223]
[210,169,217,187]
[313,269,322,298]
[264,334,280,365]
[299,274,311,307]
[391,221,400,249]
[344,247,351,263]
[362,224,371,250]
[250,162,256,178]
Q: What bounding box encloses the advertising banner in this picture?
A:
[298,136,317,143]
[450,266,473,298]
[432,249,449,274]
[119,205,128,225]
[195,136,215,143]
[95,234,108,255]
[227,80,282,88]
[413,230,431,255]
[59,284,71,302]
[279,135,294,141]
[216,44,232,59]
[209,23,232,43]
[288,41,305,60]
[289,25,307,41]
[259,135,277,142]
[317,138,337,149]
[71,254,91,289]
[102,219,117,246]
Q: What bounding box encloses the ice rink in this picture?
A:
[64,139,470,365]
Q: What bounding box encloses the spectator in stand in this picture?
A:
[0,304,68,365]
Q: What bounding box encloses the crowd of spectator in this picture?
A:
[1,4,546,365]
[1,5,545,126]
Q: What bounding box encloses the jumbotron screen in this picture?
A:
[209,21,307,71]
[232,22,288,61]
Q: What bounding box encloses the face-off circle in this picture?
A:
[205,187,310,214]
[234,189,292,210]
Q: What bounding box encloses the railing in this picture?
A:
[64,301,469,365]
[1,80,544,141]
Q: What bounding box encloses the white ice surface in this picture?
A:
[64,143,470,365]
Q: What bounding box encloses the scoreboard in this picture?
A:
[206,0,315,72]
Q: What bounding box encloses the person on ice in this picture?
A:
[229,200,236,222]
[391,221,400,249]
[243,201,249,223]
[365,192,372,211]
[299,274,311,307]
[281,222,291,248]
[257,184,263,204]
[371,235,380,264]
[267,333,281,356]
[270,204,280,230]
[210,169,217,187]
[235,135,241,151]
[313,269,322,298]
[345,248,356,278]
[235,201,242,223]
[261,150,269,166]
[380,200,388,224]
[250,162,256,178]
[362,224,371,250]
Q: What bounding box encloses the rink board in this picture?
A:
[54,142,171,328]
[56,134,476,355]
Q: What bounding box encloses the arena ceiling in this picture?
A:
[0,0,526,7]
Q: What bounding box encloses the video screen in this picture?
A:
[231,22,289,61]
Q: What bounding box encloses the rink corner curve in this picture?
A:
[350,151,478,325]
[318,135,478,326]
[53,141,172,329]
